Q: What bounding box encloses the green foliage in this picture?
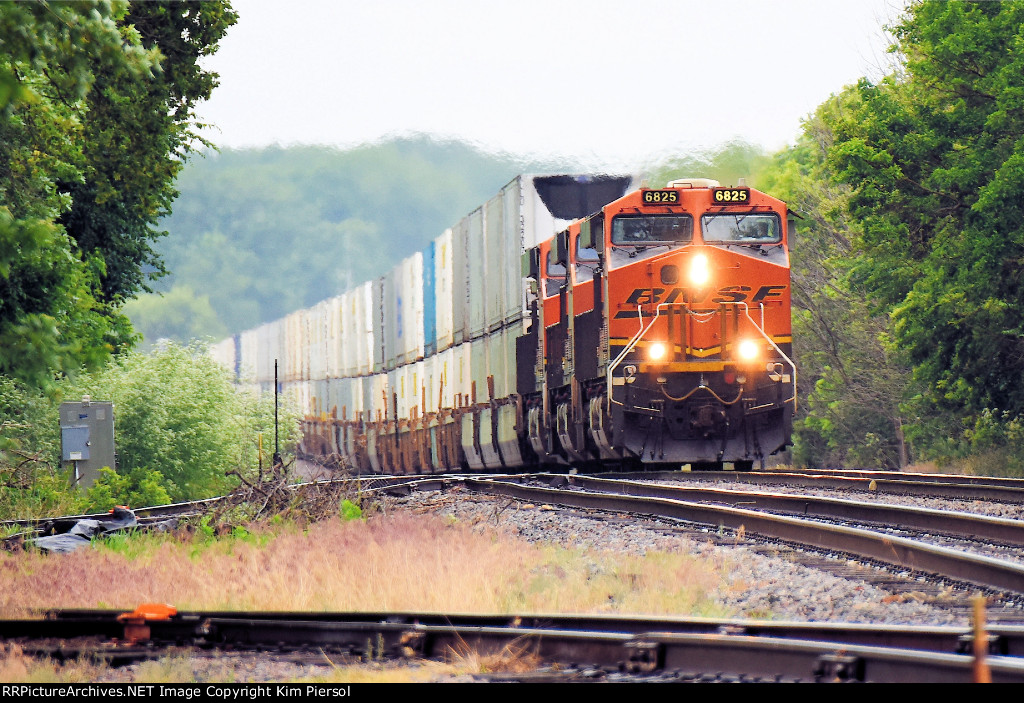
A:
[0,341,301,518]
[64,342,299,501]
[0,376,87,519]
[85,466,171,513]
[0,1,157,114]
[339,498,363,522]
[0,210,119,386]
[64,1,239,304]
[755,99,912,469]
[824,1,1024,421]
[0,0,236,387]
[753,1,1024,470]
[123,285,228,347]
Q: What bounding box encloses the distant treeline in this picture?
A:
[127,137,560,341]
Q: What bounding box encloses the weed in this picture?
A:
[339,499,362,522]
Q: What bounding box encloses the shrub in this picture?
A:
[0,377,86,519]
[85,467,172,512]
[63,342,301,502]
[0,342,302,518]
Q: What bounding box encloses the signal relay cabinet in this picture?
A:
[59,397,115,489]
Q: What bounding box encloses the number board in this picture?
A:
[712,187,750,204]
[641,189,680,205]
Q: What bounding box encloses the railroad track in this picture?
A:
[455,475,1024,598]
[606,468,1024,503]
[7,468,1024,681]
[5,607,1024,682]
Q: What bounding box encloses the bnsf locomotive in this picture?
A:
[211,174,796,472]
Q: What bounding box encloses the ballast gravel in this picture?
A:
[388,486,967,627]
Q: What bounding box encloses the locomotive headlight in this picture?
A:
[689,253,710,285]
[737,339,760,361]
[648,342,668,361]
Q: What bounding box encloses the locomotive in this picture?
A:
[211,174,796,472]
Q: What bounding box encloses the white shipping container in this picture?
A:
[239,329,259,383]
[466,208,487,339]
[469,337,501,467]
[282,309,304,383]
[371,278,385,373]
[369,373,389,423]
[451,217,469,345]
[420,355,437,415]
[341,376,359,419]
[340,286,365,377]
[454,342,472,407]
[386,368,402,419]
[310,378,328,417]
[434,229,454,353]
[208,337,235,374]
[308,299,330,382]
[409,360,426,418]
[399,253,425,365]
[326,295,344,379]
[434,347,455,411]
[355,282,375,376]
[502,180,526,326]
[383,267,399,371]
[255,321,284,386]
[484,193,505,332]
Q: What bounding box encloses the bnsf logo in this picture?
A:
[615,285,786,317]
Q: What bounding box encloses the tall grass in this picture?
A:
[0,513,727,617]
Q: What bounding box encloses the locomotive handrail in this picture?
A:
[608,304,652,375]
[606,300,797,412]
[739,302,798,411]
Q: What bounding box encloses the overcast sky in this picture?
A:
[196,0,908,170]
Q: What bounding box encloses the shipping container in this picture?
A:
[451,217,469,345]
[423,241,436,357]
[434,228,455,353]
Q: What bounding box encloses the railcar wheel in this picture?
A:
[732,460,754,472]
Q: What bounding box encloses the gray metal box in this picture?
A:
[59,397,115,490]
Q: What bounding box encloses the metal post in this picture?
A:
[274,359,281,467]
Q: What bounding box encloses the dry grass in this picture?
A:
[0,510,729,681]
[0,513,726,617]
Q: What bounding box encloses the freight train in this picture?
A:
[210,174,796,473]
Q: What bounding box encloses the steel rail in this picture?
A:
[463,478,1024,594]
[8,610,1024,682]
[766,468,1024,490]
[603,469,1024,503]
[38,608,1024,656]
[562,474,1024,545]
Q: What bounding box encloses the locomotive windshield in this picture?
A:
[701,213,781,244]
[611,215,693,246]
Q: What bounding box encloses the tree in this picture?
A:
[63,343,294,501]
[817,1,1024,466]
[759,99,912,469]
[0,1,236,385]
[61,1,239,304]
